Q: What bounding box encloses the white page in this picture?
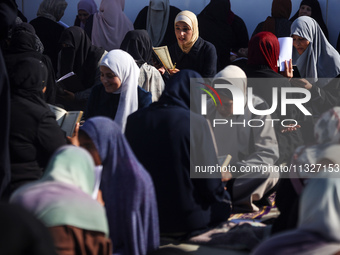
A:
[48,104,66,126]
[278,37,293,72]
[92,165,103,199]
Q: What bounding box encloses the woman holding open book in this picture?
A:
[168,10,217,78]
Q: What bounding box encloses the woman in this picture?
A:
[198,0,249,71]
[120,29,165,102]
[207,65,279,213]
[79,117,159,255]
[291,16,340,116]
[133,0,181,47]
[252,145,340,255]
[85,49,151,132]
[74,0,97,29]
[10,146,112,255]
[252,0,292,38]
[169,10,217,78]
[58,26,106,110]
[4,23,57,105]
[85,0,133,51]
[290,0,329,39]
[125,70,231,235]
[30,0,68,73]
[9,58,66,196]
[246,31,303,165]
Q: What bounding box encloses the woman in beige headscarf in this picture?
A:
[168,10,218,78]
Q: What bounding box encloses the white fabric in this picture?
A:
[37,0,68,22]
[91,0,133,51]
[138,63,164,102]
[100,50,140,132]
[291,16,340,88]
[146,0,170,47]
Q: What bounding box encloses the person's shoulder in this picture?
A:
[137,86,152,108]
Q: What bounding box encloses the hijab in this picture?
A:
[37,0,68,22]
[59,26,105,89]
[77,0,97,15]
[146,0,170,47]
[248,31,280,72]
[174,10,199,54]
[290,0,328,39]
[120,29,153,67]
[80,117,160,255]
[100,49,140,131]
[10,145,109,236]
[9,57,48,109]
[199,0,235,25]
[91,0,133,51]
[291,16,340,88]
[262,0,292,34]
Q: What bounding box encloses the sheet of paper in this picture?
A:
[278,37,293,72]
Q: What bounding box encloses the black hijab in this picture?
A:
[10,57,49,109]
[120,29,153,67]
[59,26,105,89]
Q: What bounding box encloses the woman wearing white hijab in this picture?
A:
[290,16,340,115]
[85,49,151,132]
[207,65,279,213]
[90,0,133,51]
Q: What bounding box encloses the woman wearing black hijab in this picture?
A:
[58,26,106,110]
[120,30,164,102]
[9,57,66,196]
[290,0,329,39]
[4,23,57,105]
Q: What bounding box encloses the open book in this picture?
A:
[56,72,84,93]
[48,104,83,137]
[218,154,233,181]
[153,46,174,70]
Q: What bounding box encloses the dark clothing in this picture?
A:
[9,58,66,195]
[30,16,65,73]
[85,85,152,120]
[198,0,249,71]
[125,70,231,234]
[133,5,181,47]
[169,37,217,78]
[252,18,292,38]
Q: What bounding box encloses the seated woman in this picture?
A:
[85,49,151,132]
[30,0,68,73]
[120,29,165,102]
[253,145,340,255]
[207,65,279,213]
[246,31,303,165]
[79,117,159,255]
[9,58,66,196]
[57,26,106,110]
[133,0,181,47]
[290,16,340,117]
[198,0,249,71]
[290,0,329,39]
[10,145,112,255]
[252,0,292,38]
[168,10,217,78]
[74,0,97,29]
[125,70,231,236]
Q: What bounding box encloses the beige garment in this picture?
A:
[138,63,165,102]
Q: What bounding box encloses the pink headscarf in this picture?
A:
[91,0,133,51]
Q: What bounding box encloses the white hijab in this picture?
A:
[291,16,340,88]
[92,0,133,51]
[146,0,170,47]
[100,50,140,132]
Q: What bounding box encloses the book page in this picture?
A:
[56,71,75,83]
[61,111,83,137]
[48,104,66,126]
[153,46,174,70]
[278,37,293,72]
[218,154,232,181]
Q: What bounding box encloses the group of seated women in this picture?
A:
[2,0,340,254]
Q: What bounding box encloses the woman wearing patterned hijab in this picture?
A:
[10,145,112,255]
[290,16,340,116]
[168,10,217,78]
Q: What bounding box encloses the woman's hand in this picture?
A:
[281,124,301,133]
[168,68,180,76]
[67,122,80,146]
[281,59,293,79]
[290,78,313,90]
